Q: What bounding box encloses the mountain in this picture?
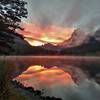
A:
[94,29,100,41]
[26,28,100,55]
[56,28,100,55]
[60,36,100,55]
[0,31,33,55]
[39,28,100,55]
[0,28,100,55]
[60,28,89,47]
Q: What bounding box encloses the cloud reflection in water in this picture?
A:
[15,65,100,100]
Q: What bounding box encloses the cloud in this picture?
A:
[25,0,100,31]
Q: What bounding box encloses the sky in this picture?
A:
[25,0,100,32]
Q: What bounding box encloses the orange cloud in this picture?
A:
[17,22,75,46]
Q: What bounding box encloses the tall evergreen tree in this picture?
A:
[0,0,28,55]
[0,0,28,31]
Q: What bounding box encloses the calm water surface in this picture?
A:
[1,56,100,100]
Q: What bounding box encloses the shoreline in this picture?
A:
[0,56,100,67]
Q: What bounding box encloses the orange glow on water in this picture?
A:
[17,22,75,46]
[16,65,74,89]
[26,65,46,72]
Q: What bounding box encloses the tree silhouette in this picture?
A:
[0,0,28,31]
[0,0,28,55]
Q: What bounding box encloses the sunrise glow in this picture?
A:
[17,22,75,46]
[24,38,45,46]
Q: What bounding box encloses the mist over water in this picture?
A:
[25,0,100,32]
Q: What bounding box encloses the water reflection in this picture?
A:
[1,56,100,99]
[13,59,100,100]
[15,64,92,99]
[16,65,74,89]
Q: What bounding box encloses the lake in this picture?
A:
[1,56,100,100]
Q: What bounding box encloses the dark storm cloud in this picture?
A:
[62,0,84,27]
[25,0,100,31]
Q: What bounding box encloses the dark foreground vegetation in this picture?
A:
[0,61,30,100]
[12,80,62,100]
[0,61,62,100]
[0,0,32,55]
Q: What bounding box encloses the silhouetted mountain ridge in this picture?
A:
[60,36,100,55]
[0,28,100,55]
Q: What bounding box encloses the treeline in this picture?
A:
[12,80,62,100]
